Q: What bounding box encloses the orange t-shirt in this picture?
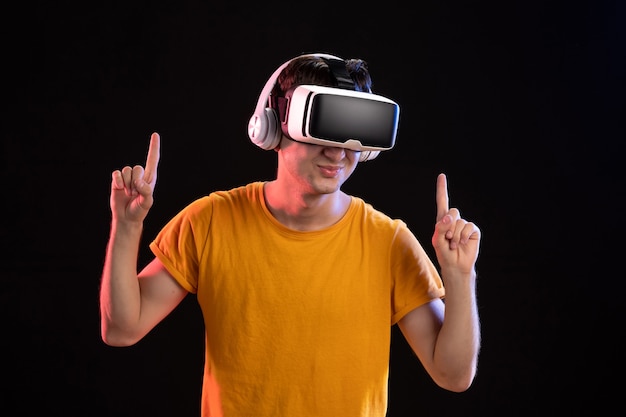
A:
[150,182,444,417]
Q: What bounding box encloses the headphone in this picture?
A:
[247,53,380,162]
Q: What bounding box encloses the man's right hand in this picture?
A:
[110,132,161,223]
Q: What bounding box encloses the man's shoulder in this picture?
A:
[350,196,407,229]
[198,182,265,212]
[181,182,262,212]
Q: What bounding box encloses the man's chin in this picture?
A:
[312,179,343,195]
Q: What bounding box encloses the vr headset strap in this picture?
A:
[321,58,355,90]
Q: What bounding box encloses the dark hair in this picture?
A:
[271,55,373,99]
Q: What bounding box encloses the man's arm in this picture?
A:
[398,275,479,392]
[99,132,188,346]
[398,173,481,392]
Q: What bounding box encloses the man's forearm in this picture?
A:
[99,220,144,345]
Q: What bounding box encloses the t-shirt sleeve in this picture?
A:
[149,197,212,294]
[390,223,445,325]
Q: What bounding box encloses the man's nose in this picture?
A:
[322,146,346,160]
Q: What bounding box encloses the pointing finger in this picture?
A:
[144,132,160,184]
[436,173,449,222]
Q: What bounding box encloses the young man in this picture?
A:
[99,53,481,416]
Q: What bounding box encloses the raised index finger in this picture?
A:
[436,173,449,222]
[144,132,161,184]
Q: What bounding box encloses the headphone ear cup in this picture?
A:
[359,150,380,162]
[248,108,281,150]
[262,108,282,150]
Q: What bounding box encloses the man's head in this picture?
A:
[247,53,399,162]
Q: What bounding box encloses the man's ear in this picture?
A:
[274,134,288,152]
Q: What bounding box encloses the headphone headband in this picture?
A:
[250,53,343,129]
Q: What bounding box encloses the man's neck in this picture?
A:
[263,181,351,231]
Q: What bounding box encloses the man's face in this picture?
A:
[276,135,360,195]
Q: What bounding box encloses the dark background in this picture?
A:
[2,0,624,416]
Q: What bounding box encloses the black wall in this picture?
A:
[2,1,624,415]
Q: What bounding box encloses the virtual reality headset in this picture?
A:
[277,84,400,152]
[247,53,400,161]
